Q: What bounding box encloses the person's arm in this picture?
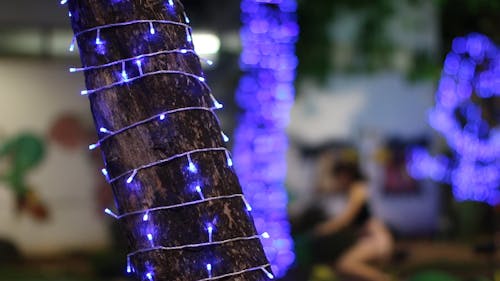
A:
[314,183,367,236]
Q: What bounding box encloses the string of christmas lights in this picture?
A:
[196,265,274,281]
[63,0,274,279]
[102,147,234,184]
[89,106,224,150]
[233,0,299,276]
[80,69,210,96]
[408,33,500,205]
[68,19,192,52]
[125,234,270,258]
[104,194,253,220]
[69,48,212,73]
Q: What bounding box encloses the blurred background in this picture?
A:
[0,0,498,281]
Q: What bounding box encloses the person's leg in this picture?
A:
[336,239,392,281]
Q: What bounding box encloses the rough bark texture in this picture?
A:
[67,1,270,280]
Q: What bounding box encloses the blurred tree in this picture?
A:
[297,0,500,82]
[297,0,395,81]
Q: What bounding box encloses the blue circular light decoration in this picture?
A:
[233,0,299,277]
[408,33,500,205]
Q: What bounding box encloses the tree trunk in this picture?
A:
[65,1,271,280]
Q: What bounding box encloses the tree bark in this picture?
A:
[66,1,271,280]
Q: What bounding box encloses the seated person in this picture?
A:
[307,160,394,281]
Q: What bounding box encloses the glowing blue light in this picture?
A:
[207,224,214,242]
[233,0,297,276]
[188,163,197,172]
[104,208,119,219]
[60,0,68,4]
[149,23,156,35]
[159,114,166,120]
[126,171,137,184]
[245,201,252,212]
[183,12,190,24]
[212,97,223,109]
[101,168,110,182]
[100,127,111,134]
[188,156,198,173]
[195,185,204,199]
[88,143,98,150]
[168,0,174,6]
[206,263,212,277]
[222,132,229,143]
[408,33,500,206]
[121,70,129,81]
[135,59,144,75]
[263,268,275,279]
[143,212,149,222]
[146,272,154,281]
[147,233,153,241]
[68,38,76,52]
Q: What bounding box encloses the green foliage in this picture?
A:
[407,51,442,81]
[297,0,500,83]
[409,271,459,281]
[296,0,335,82]
[297,0,395,81]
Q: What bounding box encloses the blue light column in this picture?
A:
[233,0,299,276]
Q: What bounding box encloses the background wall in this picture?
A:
[287,73,441,235]
[289,72,435,144]
[0,59,110,256]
